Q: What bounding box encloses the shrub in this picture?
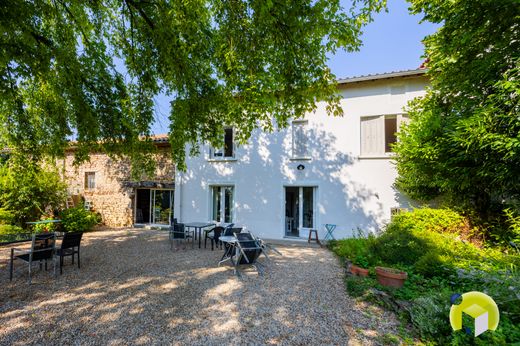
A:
[60,207,101,232]
[0,224,23,235]
[368,225,429,265]
[0,208,15,225]
[32,216,59,233]
[0,162,67,226]
[392,208,465,235]
[330,208,520,344]
[328,236,376,268]
[504,208,520,245]
[345,276,378,297]
[408,292,452,342]
[367,209,518,274]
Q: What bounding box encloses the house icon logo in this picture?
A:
[450,291,500,337]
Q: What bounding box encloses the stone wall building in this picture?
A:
[59,135,174,228]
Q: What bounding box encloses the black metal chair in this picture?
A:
[221,225,239,254]
[222,225,239,237]
[234,232,267,276]
[56,232,83,274]
[205,226,224,250]
[10,233,57,283]
[169,222,194,250]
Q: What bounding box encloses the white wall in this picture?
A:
[174,75,428,240]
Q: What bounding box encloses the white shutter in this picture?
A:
[361,116,384,155]
[292,121,308,158]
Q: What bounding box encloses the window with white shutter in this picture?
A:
[361,114,407,156]
[292,121,309,158]
[361,116,384,155]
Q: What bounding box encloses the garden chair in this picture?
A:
[222,225,239,237]
[204,226,224,250]
[169,222,193,250]
[10,233,57,283]
[221,225,240,254]
[56,232,83,274]
[233,231,267,277]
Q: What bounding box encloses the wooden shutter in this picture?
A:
[292,121,308,158]
[361,116,383,155]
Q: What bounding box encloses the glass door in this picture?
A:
[285,187,299,236]
[211,186,234,223]
[152,190,173,225]
[285,186,315,237]
[135,189,173,225]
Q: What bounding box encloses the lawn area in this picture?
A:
[1,229,403,345]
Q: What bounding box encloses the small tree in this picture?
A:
[0,155,67,226]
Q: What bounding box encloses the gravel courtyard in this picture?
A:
[0,229,401,345]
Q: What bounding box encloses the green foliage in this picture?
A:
[0,159,67,226]
[0,208,15,225]
[331,208,520,344]
[345,275,378,297]
[328,235,376,268]
[32,217,59,233]
[408,292,452,341]
[368,209,518,276]
[60,207,101,232]
[0,224,23,235]
[503,209,520,245]
[390,208,465,235]
[0,0,386,172]
[395,0,520,219]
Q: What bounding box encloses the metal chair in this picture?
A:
[233,231,268,276]
[169,222,194,250]
[324,224,337,241]
[205,226,224,250]
[56,232,83,274]
[222,225,238,236]
[10,233,57,283]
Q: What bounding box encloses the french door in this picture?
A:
[211,186,234,223]
[285,186,315,237]
[135,188,174,225]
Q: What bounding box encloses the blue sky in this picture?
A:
[329,0,439,78]
[151,0,439,134]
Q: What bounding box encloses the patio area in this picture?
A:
[0,229,400,345]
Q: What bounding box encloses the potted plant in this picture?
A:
[349,255,369,277]
[375,266,407,288]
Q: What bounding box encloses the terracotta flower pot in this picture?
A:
[375,266,407,288]
[349,264,369,277]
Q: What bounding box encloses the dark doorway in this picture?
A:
[135,189,151,224]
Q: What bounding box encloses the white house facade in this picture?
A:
[173,69,429,240]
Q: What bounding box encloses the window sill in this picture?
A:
[358,154,395,160]
[207,158,238,162]
[290,157,312,161]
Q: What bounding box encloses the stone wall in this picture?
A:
[59,147,174,227]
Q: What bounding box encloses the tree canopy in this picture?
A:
[395,0,520,219]
[0,0,385,172]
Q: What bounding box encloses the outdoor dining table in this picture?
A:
[183,222,216,249]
